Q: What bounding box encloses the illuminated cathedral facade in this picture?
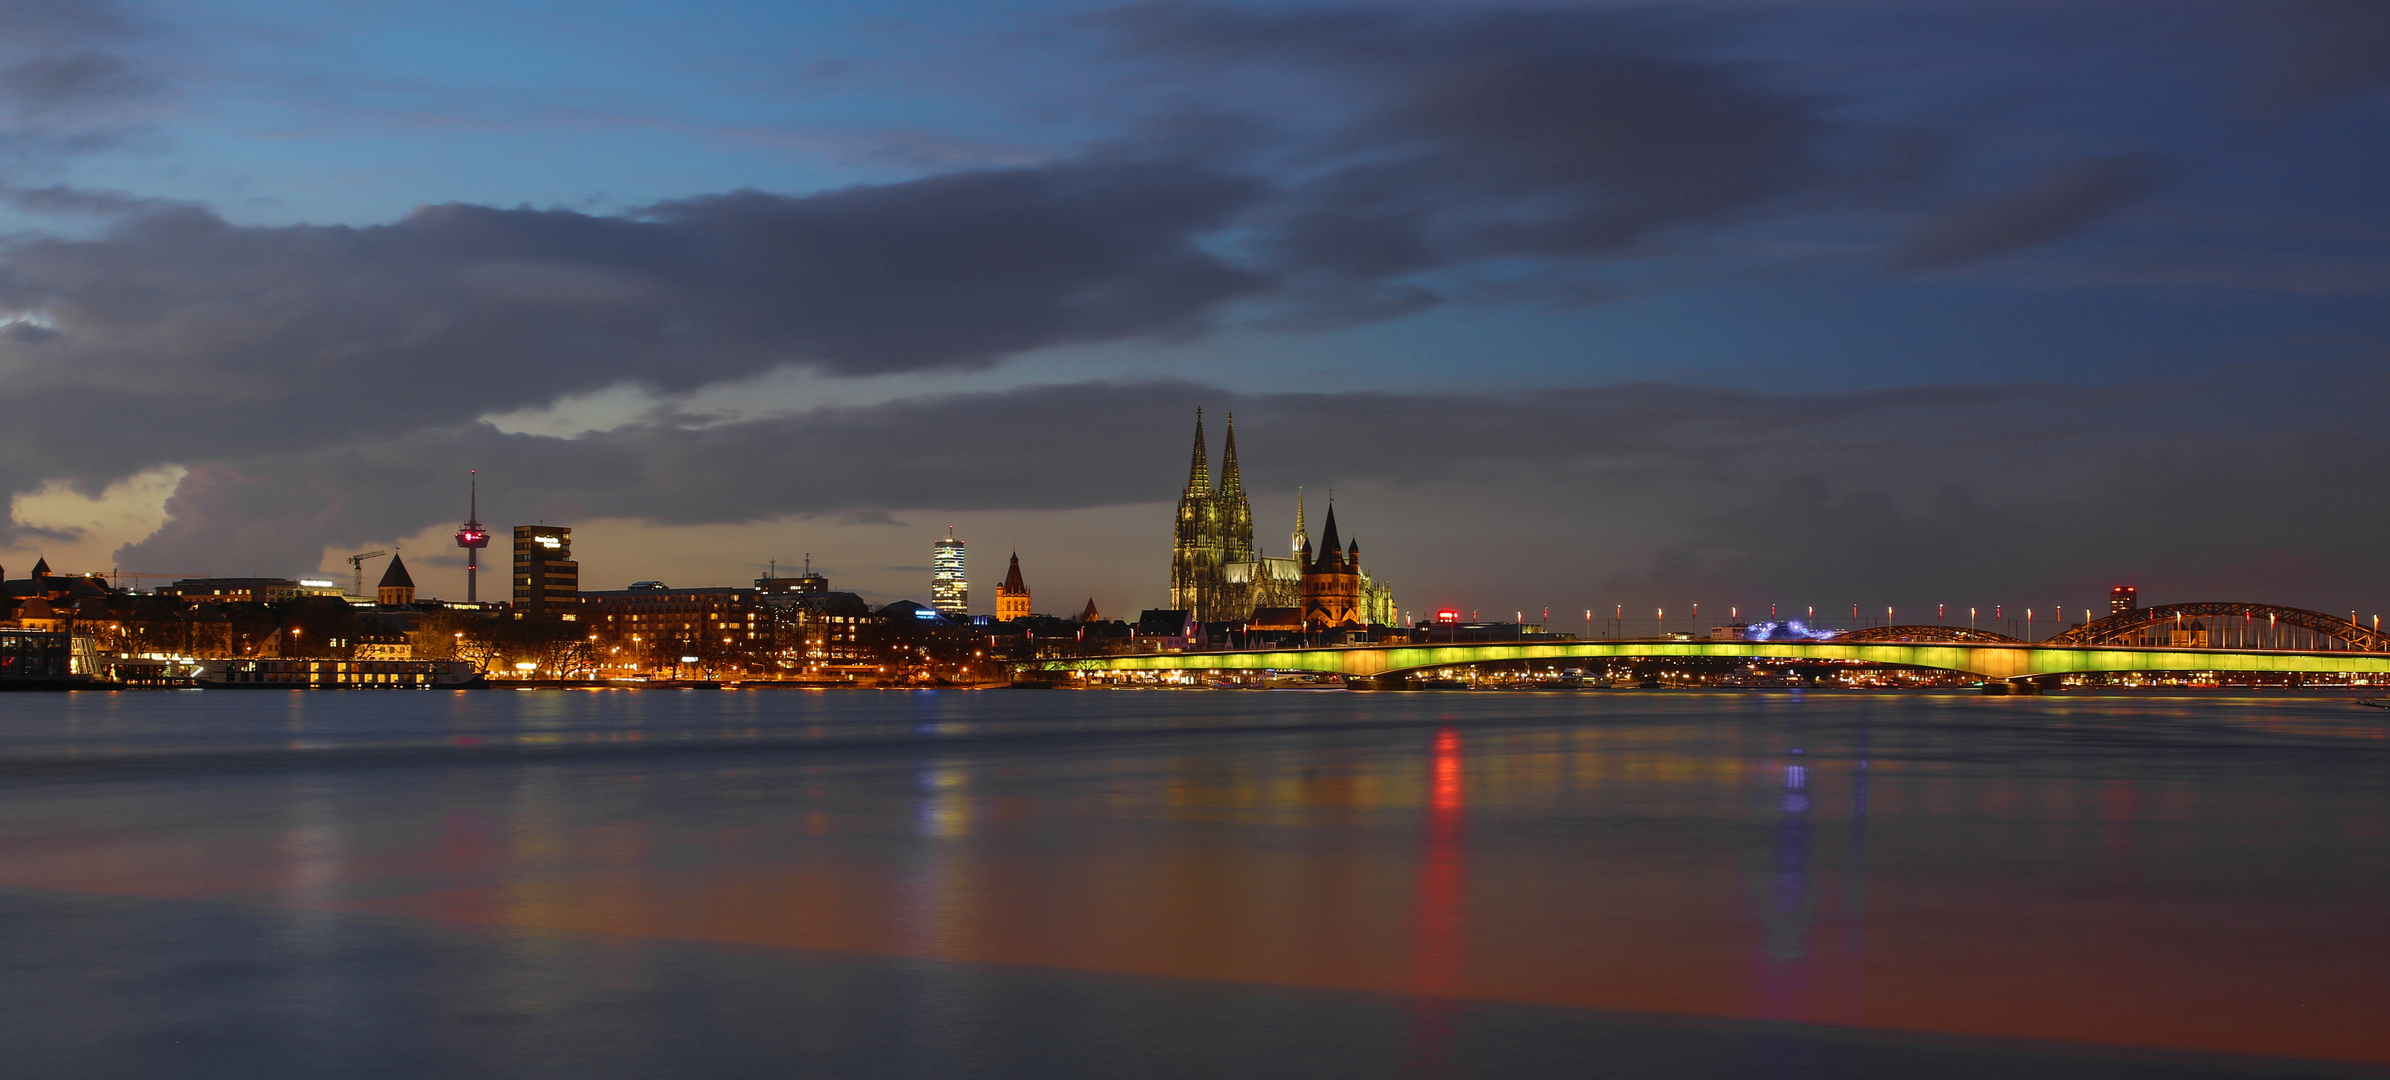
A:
[1169,410,1395,628]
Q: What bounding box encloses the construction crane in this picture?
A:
[348,550,388,598]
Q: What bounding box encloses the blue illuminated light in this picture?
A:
[1743,620,1841,641]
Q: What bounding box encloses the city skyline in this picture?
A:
[17,446,2387,640]
[5,5,2385,1073]
[0,1,2386,623]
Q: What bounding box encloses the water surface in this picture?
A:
[2,688,2384,1078]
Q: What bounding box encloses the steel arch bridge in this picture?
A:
[1030,638,2390,686]
[2045,602,2390,651]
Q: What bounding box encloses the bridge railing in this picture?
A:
[1030,637,2390,684]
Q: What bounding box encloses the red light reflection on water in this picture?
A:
[1407,727,1466,1076]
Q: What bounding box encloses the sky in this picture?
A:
[0,0,2386,628]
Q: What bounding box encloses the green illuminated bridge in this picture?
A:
[1026,602,2390,687]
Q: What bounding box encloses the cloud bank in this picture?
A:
[98,369,2390,612]
[0,0,2376,613]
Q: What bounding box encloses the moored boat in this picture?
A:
[192,657,483,688]
[1264,673,1345,690]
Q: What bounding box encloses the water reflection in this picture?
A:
[1764,751,1814,964]
[1406,726,1466,1076]
[902,757,973,963]
[0,691,2383,1072]
[273,775,349,1016]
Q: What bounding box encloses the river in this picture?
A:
[1,688,2384,1078]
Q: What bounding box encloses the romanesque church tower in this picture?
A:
[1299,503,1363,629]
[996,552,1032,621]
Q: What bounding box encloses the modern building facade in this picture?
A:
[773,588,874,674]
[512,525,580,620]
[159,577,310,605]
[757,571,829,597]
[584,585,772,669]
[996,553,1032,621]
[932,528,968,616]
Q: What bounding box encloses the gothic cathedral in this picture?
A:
[1169,408,1250,621]
[1168,410,1395,628]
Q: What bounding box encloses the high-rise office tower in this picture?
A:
[932,528,968,616]
[2110,585,2137,615]
[513,525,580,619]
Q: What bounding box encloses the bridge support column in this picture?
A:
[1981,678,2043,695]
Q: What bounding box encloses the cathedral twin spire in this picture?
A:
[1169,408,1254,619]
[1168,408,1381,628]
[1185,408,1212,497]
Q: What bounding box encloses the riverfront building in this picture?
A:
[512,525,580,620]
[584,584,774,670]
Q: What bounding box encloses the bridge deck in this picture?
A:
[1033,640,2390,682]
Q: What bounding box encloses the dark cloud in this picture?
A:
[0,52,141,109]
[105,372,2390,612]
[101,378,2049,571]
[2241,0,2390,109]
[0,4,1842,527]
[0,0,156,155]
[1893,155,2161,271]
[0,156,1262,449]
[0,182,180,216]
[6,0,2376,601]
[1104,5,1824,296]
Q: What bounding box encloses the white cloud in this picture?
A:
[7,464,185,576]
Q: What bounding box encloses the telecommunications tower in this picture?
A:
[455,470,490,602]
